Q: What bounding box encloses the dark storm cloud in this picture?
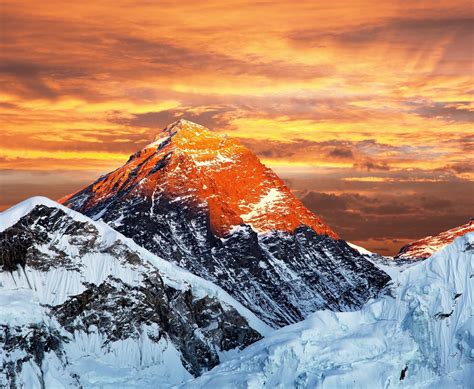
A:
[0,58,108,101]
[0,170,97,211]
[300,191,350,211]
[460,136,474,152]
[239,138,363,160]
[109,34,335,80]
[419,196,453,210]
[0,60,87,80]
[0,101,18,109]
[0,130,147,154]
[437,161,474,175]
[300,189,472,243]
[279,170,473,255]
[442,135,474,153]
[450,163,473,174]
[0,60,61,99]
[359,203,418,215]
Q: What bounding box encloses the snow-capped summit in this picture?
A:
[60,121,390,328]
[61,118,337,238]
[396,219,474,260]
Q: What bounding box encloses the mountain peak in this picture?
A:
[60,121,392,329]
[155,119,208,141]
[164,118,205,132]
[62,121,338,238]
[395,219,474,260]
[140,118,229,158]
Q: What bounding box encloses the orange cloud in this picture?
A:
[0,0,472,253]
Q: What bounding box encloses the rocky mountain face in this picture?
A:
[60,119,337,238]
[0,197,267,388]
[61,119,390,328]
[396,219,474,260]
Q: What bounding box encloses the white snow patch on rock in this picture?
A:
[240,188,286,231]
[348,242,373,255]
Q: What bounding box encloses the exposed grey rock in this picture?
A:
[51,275,260,376]
[0,324,73,389]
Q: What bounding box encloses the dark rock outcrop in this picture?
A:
[51,275,261,376]
[0,324,73,388]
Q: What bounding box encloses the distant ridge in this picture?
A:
[396,219,474,260]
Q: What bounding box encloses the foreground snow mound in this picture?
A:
[0,197,269,388]
[185,233,474,388]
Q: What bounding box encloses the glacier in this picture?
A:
[183,233,474,388]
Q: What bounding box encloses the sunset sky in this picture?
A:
[1,0,473,254]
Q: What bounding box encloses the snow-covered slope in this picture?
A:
[61,119,390,328]
[184,232,474,388]
[396,220,474,260]
[0,197,269,388]
[348,242,373,256]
